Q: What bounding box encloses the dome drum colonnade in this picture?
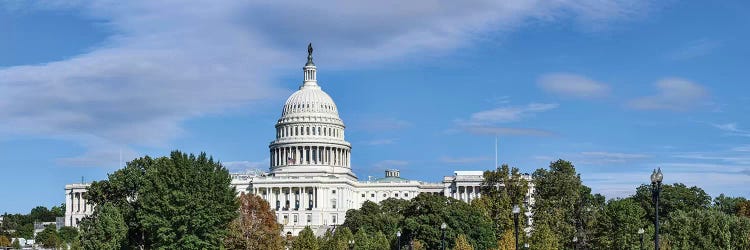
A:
[268,43,352,177]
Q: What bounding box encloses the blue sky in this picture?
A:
[1,1,749,213]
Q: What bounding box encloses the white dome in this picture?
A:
[281,85,339,118]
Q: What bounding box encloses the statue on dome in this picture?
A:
[308,43,313,57]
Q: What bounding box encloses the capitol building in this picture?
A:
[65,45,534,236]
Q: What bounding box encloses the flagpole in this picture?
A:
[495,136,498,169]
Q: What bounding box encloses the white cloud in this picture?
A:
[579,151,649,164]
[462,126,556,136]
[712,123,750,137]
[0,0,654,165]
[222,159,269,172]
[628,78,710,111]
[469,103,559,124]
[538,73,610,99]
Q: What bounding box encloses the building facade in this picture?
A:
[64,45,534,236]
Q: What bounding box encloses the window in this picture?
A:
[293,215,298,224]
[283,215,288,225]
[371,194,375,198]
[332,214,337,224]
[331,199,337,209]
[383,193,387,197]
[361,193,365,198]
[405,193,409,197]
[332,190,336,194]
[395,193,399,197]
[307,214,312,224]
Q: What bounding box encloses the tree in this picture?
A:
[530,223,559,250]
[36,224,61,249]
[11,238,20,249]
[454,234,474,250]
[713,194,746,215]
[532,159,584,248]
[475,164,529,240]
[342,198,407,237]
[401,194,495,250]
[662,209,750,249]
[86,151,238,249]
[292,226,319,250]
[496,230,515,250]
[371,231,389,250]
[58,226,79,244]
[590,198,646,249]
[15,223,33,239]
[0,235,10,247]
[29,206,55,222]
[331,227,353,250]
[224,193,284,250]
[80,203,127,250]
[632,183,710,221]
[738,200,750,218]
[354,229,372,249]
[51,203,66,218]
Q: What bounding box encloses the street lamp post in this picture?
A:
[349,239,355,250]
[650,168,663,250]
[441,222,447,250]
[572,236,578,250]
[513,204,521,250]
[523,243,529,249]
[638,228,645,250]
[397,230,401,250]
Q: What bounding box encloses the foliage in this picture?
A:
[371,231,389,250]
[496,230,515,250]
[224,193,284,250]
[632,183,710,221]
[342,198,408,237]
[354,229,371,249]
[454,234,474,250]
[70,238,83,250]
[0,235,10,247]
[410,239,425,250]
[342,193,495,250]
[475,164,529,239]
[738,200,750,218]
[713,194,747,215]
[529,223,559,250]
[662,209,750,249]
[590,198,646,249]
[532,159,586,248]
[11,238,20,249]
[36,224,61,249]
[292,226,319,250]
[86,151,238,249]
[80,203,127,250]
[401,194,496,250]
[58,226,79,244]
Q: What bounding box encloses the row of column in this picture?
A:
[276,124,343,139]
[449,185,481,204]
[68,191,92,214]
[271,146,350,167]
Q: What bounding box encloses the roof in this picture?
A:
[373,176,410,183]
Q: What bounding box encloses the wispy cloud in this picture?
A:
[440,156,492,164]
[628,78,710,111]
[667,39,721,61]
[537,73,610,99]
[712,123,750,137]
[223,159,269,172]
[0,1,656,165]
[579,151,650,164]
[455,103,557,136]
[352,117,412,132]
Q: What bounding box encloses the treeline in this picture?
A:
[0,204,82,249]
[9,151,749,249]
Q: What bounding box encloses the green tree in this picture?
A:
[58,226,79,244]
[51,203,66,218]
[15,223,33,239]
[36,224,61,249]
[738,200,750,218]
[530,223,559,250]
[454,234,474,250]
[662,209,750,249]
[331,227,353,250]
[224,193,284,250]
[354,229,372,249]
[532,159,584,248]
[475,164,529,239]
[713,194,746,215]
[86,151,238,249]
[29,206,55,222]
[11,238,21,249]
[401,194,495,250]
[342,198,407,237]
[0,235,10,247]
[79,203,127,250]
[371,231,389,250]
[591,198,646,249]
[292,226,319,250]
[632,183,710,221]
